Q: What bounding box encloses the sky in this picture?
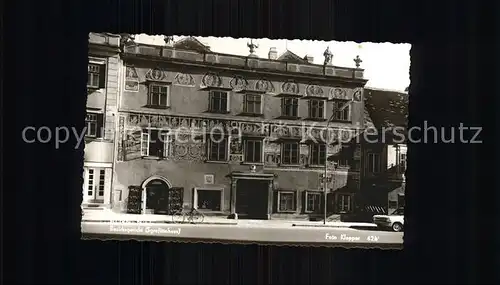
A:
[133,34,411,92]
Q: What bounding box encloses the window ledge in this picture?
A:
[87,87,102,93]
[329,119,352,124]
[142,156,165,160]
[279,164,302,168]
[241,162,264,166]
[308,165,326,168]
[276,115,301,120]
[205,160,228,164]
[144,105,171,110]
[305,117,327,122]
[238,112,264,118]
[206,110,230,114]
[277,210,297,214]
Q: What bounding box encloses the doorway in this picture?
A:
[144,179,170,214]
[83,167,107,204]
[236,179,269,219]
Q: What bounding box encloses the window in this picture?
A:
[281,142,300,165]
[278,191,296,212]
[244,139,263,163]
[140,129,172,158]
[367,153,381,173]
[147,84,170,107]
[244,94,262,114]
[85,113,103,138]
[338,194,351,212]
[335,158,350,168]
[310,144,326,165]
[400,153,407,169]
[209,91,229,113]
[331,100,351,121]
[305,191,322,213]
[87,63,102,89]
[308,99,325,119]
[208,136,228,161]
[196,189,222,211]
[281,97,299,117]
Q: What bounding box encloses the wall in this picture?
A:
[119,60,365,129]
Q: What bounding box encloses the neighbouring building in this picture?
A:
[111,36,368,220]
[358,87,408,214]
[82,33,121,210]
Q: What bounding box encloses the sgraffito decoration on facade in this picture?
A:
[264,140,281,165]
[201,72,222,88]
[230,75,248,91]
[352,87,363,102]
[329,87,353,101]
[170,133,206,161]
[305,85,325,97]
[124,66,140,92]
[173,72,195,86]
[145,67,168,82]
[229,138,243,163]
[281,81,299,94]
[255,79,275,93]
[117,116,125,161]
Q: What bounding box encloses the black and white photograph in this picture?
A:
[81,33,410,247]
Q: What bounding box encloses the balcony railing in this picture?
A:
[123,44,365,80]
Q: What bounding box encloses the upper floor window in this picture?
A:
[308,99,325,119]
[244,94,262,115]
[367,153,381,173]
[87,62,105,89]
[310,144,326,165]
[140,129,172,158]
[85,112,104,138]
[208,136,228,162]
[281,142,300,165]
[244,139,263,163]
[281,97,299,117]
[147,84,170,108]
[209,91,229,113]
[331,100,351,121]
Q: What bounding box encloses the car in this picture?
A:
[372,207,404,232]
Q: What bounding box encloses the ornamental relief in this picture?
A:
[201,72,223,88]
[124,66,140,92]
[281,81,299,94]
[145,67,168,82]
[229,75,249,91]
[173,72,195,86]
[353,87,363,101]
[305,85,325,97]
[255,79,275,93]
[329,87,353,101]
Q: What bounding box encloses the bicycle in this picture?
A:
[171,208,204,224]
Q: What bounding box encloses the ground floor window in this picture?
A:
[277,191,296,212]
[338,194,352,212]
[196,189,222,211]
[305,191,322,213]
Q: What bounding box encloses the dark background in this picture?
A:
[4,0,496,284]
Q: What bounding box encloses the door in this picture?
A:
[144,179,170,214]
[83,167,106,204]
[236,179,269,219]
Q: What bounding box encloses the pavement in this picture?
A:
[82,209,378,229]
[81,222,403,246]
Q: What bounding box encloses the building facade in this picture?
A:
[107,36,368,220]
[359,87,408,214]
[82,33,121,209]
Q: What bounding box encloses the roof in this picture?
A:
[173,36,211,53]
[364,87,409,130]
[277,50,308,63]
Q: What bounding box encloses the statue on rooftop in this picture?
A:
[247,39,259,56]
[323,46,333,66]
[164,36,174,45]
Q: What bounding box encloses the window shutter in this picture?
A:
[140,131,150,156]
[163,133,175,157]
[98,63,107,88]
[96,113,104,138]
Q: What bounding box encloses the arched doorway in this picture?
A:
[142,177,171,214]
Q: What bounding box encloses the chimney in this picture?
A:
[268,47,278,60]
[304,55,314,63]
